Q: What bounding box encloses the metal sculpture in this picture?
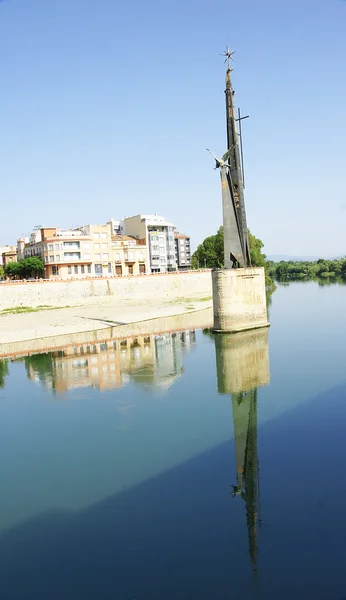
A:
[207,48,251,268]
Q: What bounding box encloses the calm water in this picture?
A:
[1,280,346,599]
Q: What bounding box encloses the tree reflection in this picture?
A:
[0,359,9,389]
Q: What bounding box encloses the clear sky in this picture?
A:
[0,0,345,256]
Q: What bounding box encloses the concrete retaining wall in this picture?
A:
[0,271,212,310]
[0,307,213,358]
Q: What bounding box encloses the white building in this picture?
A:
[118,214,177,273]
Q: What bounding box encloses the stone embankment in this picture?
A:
[0,271,213,356]
[0,270,212,310]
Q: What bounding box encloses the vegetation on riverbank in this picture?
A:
[268,258,346,280]
[4,257,44,280]
[0,305,71,316]
[191,227,276,292]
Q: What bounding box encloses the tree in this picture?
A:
[0,265,4,280]
[191,226,224,269]
[4,257,44,280]
[4,261,22,279]
[20,257,44,279]
[191,227,275,291]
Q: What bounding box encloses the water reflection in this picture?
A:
[214,328,270,575]
[17,330,196,394]
[0,359,9,388]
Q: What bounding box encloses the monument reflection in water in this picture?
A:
[214,328,270,574]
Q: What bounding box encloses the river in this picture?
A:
[0,280,346,599]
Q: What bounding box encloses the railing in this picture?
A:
[0,269,212,286]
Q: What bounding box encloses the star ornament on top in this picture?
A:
[220,46,235,70]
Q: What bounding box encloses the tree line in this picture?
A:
[0,257,45,280]
[191,226,276,292]
[268,258,346,280]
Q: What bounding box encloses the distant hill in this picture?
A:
[267,254,321,262]
[267,254,346,262]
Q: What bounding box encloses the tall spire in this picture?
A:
[206,49,252,268]
[223,49,251,266]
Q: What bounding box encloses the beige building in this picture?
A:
[112,234,147,276]
[0,245,17,267]
[19,223,148,279]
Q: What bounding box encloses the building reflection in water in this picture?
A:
[23,330,196,394]
[214,328,270,575]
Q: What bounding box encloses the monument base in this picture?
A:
[212,267,269,333]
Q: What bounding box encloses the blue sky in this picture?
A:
[0,0,345,256]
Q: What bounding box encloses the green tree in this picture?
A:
[4,257,45,280]
[20,257,44,279]
[0,265,4,280]
[191,227,275,291]
[191,226,224,269]
[4,261,22,279]
[270,256,346,281]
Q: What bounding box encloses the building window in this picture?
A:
[63,241,80,249]
[93,233,100,240]
[87,265,91,274]
[102,243,108,249]
[48,244,54,251]
[94,243,100,250]
[49,255,54,261]
[84,253,90,259]
[56,255,60,261]
[139,252,144,261]
[74,265,78,274]
[94,253,101,260]
[54,243,59,250]
[115,253,120,262]
[84,243,90,249]
[108,263,112,274]
[81,265,85,274]
[68,266,72,274]
[95,264,102,274]
[128,265,133,275]
[102,253,109,260]
[52,265,59,275]
[101,233,107,239]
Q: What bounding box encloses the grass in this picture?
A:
[167,295,212,305]
[0,305,72,316]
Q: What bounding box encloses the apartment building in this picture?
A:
[174,233,191,271]
[112,235,147,276]
[18,223,148,279]
[119,214,177,273]
[1,246,17,268]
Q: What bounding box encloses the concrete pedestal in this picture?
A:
[212,267,269,333]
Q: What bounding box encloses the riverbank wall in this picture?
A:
[0,307,213,358]
[0,270,212,310]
